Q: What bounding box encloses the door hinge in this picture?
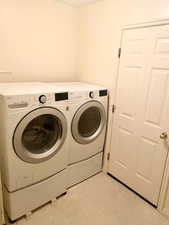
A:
[118,48,121,58]
[107,152,110,161]
[112,104,116,113]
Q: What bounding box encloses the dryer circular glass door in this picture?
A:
[72,101,106,144]
[13,107,67,163]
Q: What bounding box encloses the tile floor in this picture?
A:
[7,173,169,225]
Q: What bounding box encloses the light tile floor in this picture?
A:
[7,173,169,225]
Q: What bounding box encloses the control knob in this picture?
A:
[89,91,94,98]
[39,95,47,104]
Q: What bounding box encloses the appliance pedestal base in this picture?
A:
[4,169,67,221]
[68,152,103,188]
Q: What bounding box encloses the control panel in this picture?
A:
[6,89,107,109]
[69,89,108,101]
[69,90,98,100]
[7,93,51,109]
[7,95,32,109]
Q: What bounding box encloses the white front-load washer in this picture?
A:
[45,82,108,188]
[0,83,70,220]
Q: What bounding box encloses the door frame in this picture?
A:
[107,17,169,216]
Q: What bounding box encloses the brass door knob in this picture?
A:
[160,132,168,140]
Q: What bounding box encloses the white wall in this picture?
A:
[77,0,169,102]
[77,0,169,178]
[0,0,78,82]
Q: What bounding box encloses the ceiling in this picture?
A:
[57,0,100,6]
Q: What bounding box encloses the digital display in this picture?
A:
[55,92,68,101]
[99,90,108,96]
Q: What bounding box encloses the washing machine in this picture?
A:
[46,82,108,187]
[0,83,70,220]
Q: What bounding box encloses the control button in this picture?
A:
[39,95,47,104]
[89,91,94,98]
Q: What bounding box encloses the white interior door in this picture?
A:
[108,24,169,206]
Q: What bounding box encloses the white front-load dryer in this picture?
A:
[0,83,70,220]
[68,85,108,187]
[45,82,108,188]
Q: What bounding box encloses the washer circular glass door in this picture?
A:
[72,101,106,144]
[13,107,67,163]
